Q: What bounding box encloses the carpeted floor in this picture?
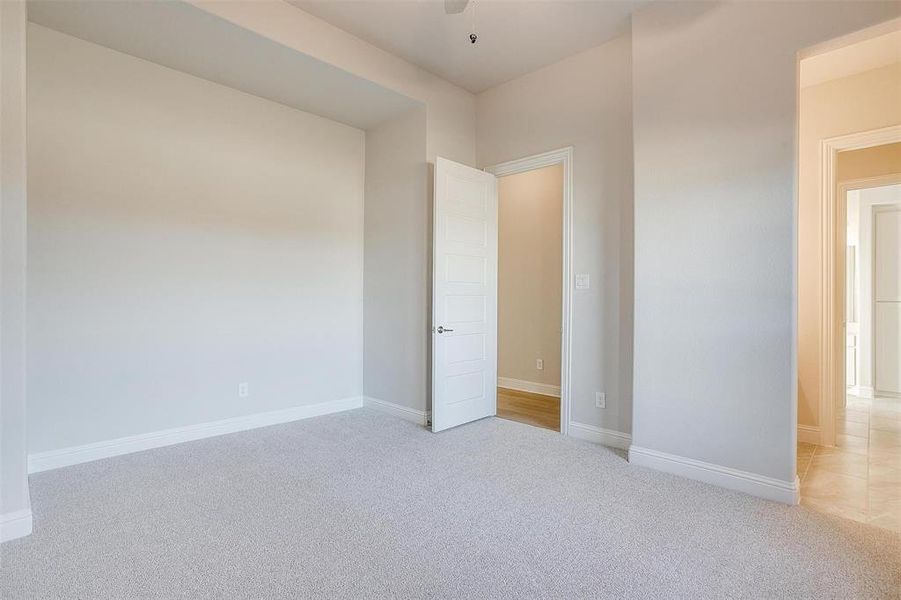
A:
[2,409,899,599]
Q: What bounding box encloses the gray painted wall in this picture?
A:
[631,1,900,482]
[26,26,366,453]
[363,107,429,411]
[0,0,30,524]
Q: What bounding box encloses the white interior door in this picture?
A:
[431,157,497,432]
[874,205,901,395]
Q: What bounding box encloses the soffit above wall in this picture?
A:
[801,28,901,88]
[27,0,421,130]
[288,0,649,94]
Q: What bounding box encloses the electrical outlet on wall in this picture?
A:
[238,382,249,398]
[595,392,606,409]
[536,358,544,370]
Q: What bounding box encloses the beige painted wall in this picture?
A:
[798,63,901,428]
[498,165,563,388]
[27,25,366,452]
[837,142,901,182]
[477,34,633,435]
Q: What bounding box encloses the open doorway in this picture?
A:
[494,164,564,431]
[802,171,901,530]
[796,23,901,527]
[797,23,901,531]
[486,148,573,435]
[429,148,573,434]
[845,175,901,406]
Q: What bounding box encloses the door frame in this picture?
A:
[819,125,901,446]
[485,147,573,435]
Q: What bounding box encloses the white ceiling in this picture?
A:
[289,0,649,93]
[801,28,901,88]
[27,0,420,130]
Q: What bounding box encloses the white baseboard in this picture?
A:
[628,445,800,505]
[28,396,364,474]
[363,397,430,426]
[1,505,33,543]
[568,421,631,450]
[497,377,560,397]
[797,424,821,445]
[858,386,875,399]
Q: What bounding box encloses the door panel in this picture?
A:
[432,157,497,432]
[875,207,901,395]
[846,332,857,388]
[875,303,901,394]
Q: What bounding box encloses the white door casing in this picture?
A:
[431,157,498,432]
[819,126,901,446]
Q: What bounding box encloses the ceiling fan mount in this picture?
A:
[444,0,469,15]
[445,0,478,44]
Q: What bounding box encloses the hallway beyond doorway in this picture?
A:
[798,393,901,532]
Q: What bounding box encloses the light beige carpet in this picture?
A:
[2,409,899,599]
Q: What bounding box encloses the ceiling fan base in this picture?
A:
[444,0,469,15]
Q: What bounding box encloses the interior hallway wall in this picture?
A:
[631,1,900,492]
[363,107,429,413]
[497,165,563,390]
[477,33,634,437]
[0,0,31,541]
[798,63,901,430]
[27,25,366,453]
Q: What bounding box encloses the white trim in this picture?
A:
[797,424,821,445]
[486,146,574,436]
[628,445,800,505]
[363,396,430,426]
[0,509,33,543]
[857,385,875,399]
[568,421,631,450]
[28,396,364,474]
[497,377,560,398]
[0,491,33,543]
[819,125,901,447]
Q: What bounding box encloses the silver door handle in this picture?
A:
[436,326,454,333]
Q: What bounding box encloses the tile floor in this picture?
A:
[798,394,901,532]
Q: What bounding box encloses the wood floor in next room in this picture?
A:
[797,394,901,532]
[497,387,560,431]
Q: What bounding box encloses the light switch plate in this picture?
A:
[575,273,590,290]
